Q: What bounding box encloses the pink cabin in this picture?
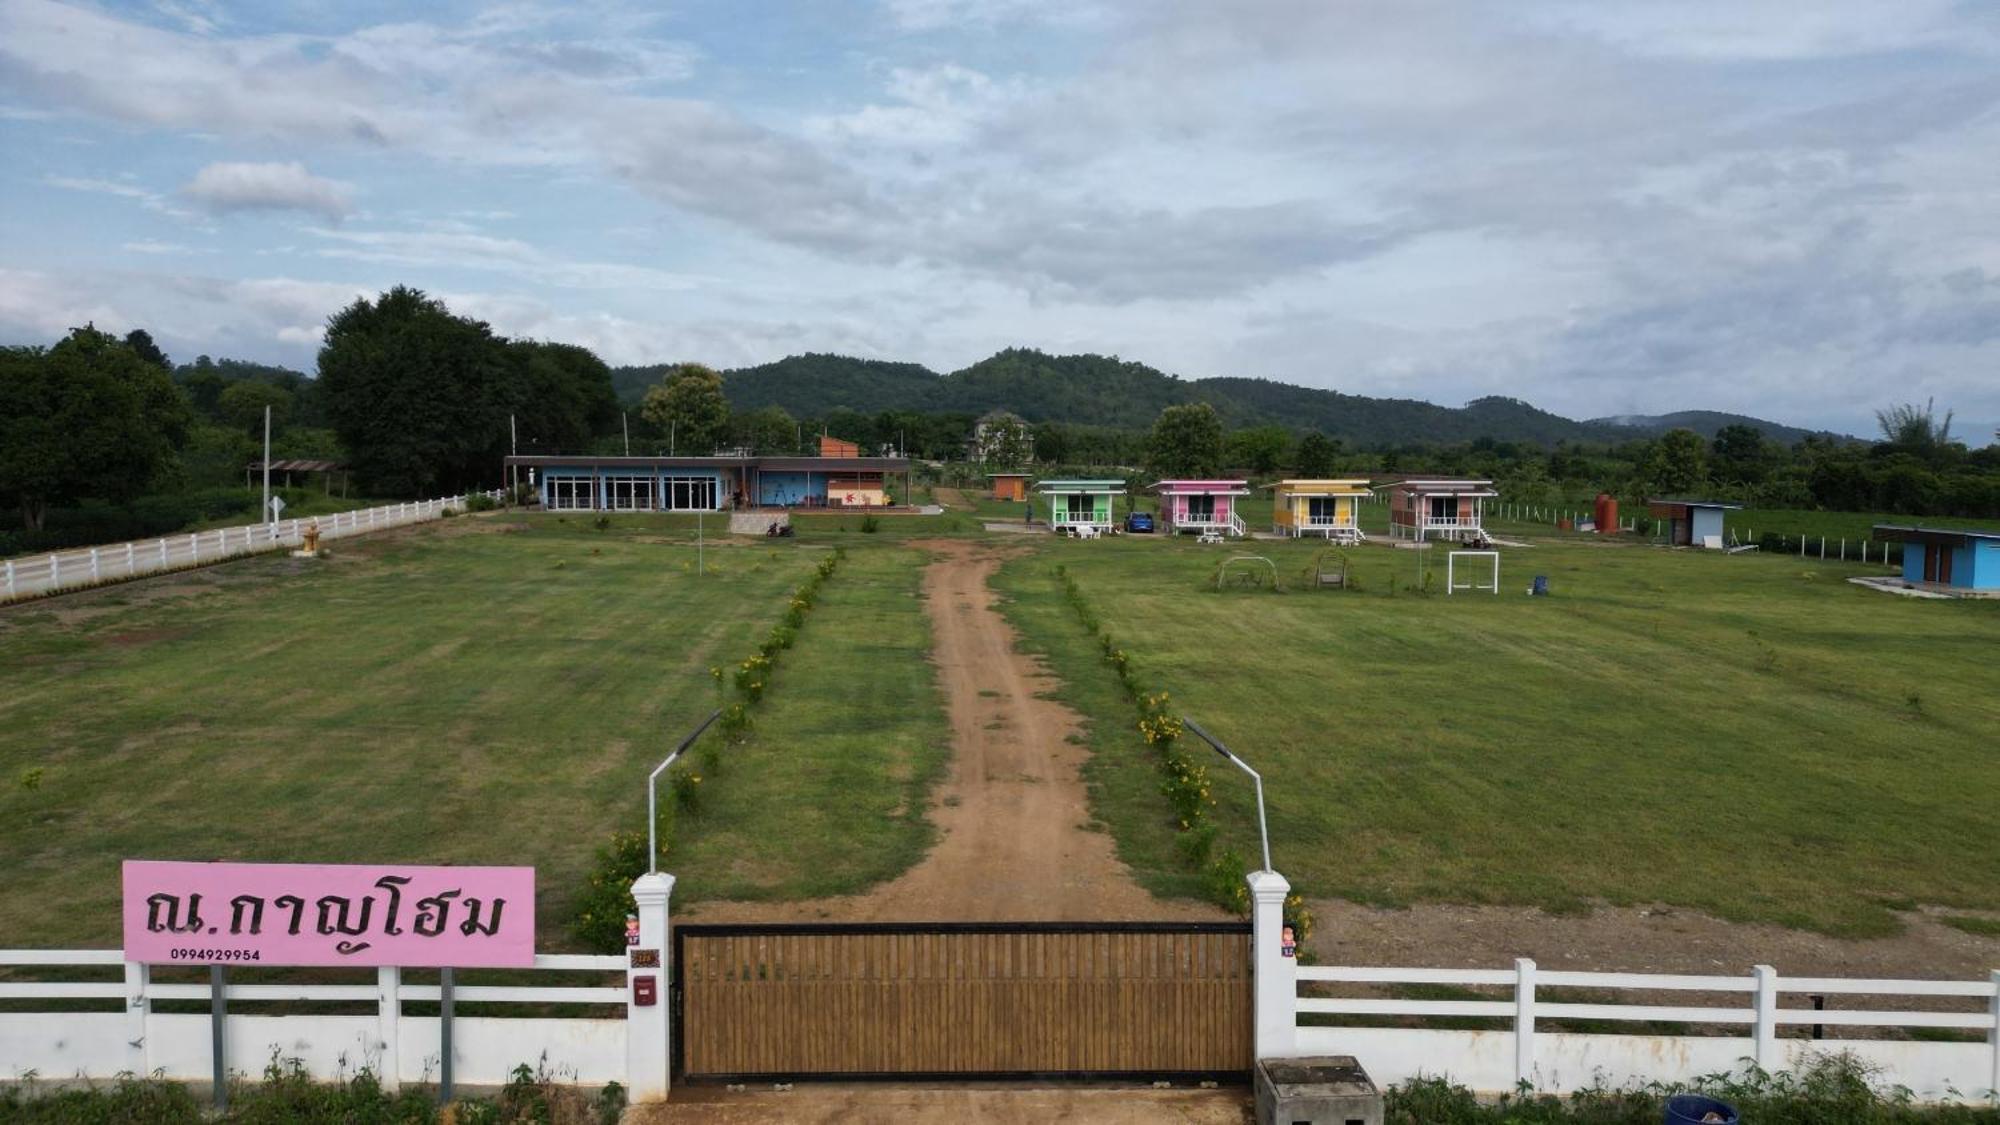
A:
[1152,479,1250,538]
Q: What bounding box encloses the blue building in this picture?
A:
[1647,498,1742,548]
[505,454,912,512]
[1875,525,2000,592]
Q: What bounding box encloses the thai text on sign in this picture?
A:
[122,860,535,967]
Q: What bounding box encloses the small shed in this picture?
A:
[988,473,1032,503]
[1269,479,1372,541]
[1380,477,1495,542]
[1647,498,1742,548]
[1153,480,1251,537]
[1874,525,2000,592]
[1033,479,1123,534]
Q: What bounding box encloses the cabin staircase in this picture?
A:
[1229,511,1247,538]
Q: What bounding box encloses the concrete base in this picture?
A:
[1254,1056,1383,1125]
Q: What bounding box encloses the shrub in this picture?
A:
[670,768,703,814]
[860,514,881,533]
[465,492,499,512]
[571,829,651,952]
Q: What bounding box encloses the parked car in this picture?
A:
[1124,511,1155,533]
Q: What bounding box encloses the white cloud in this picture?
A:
[182,161,353,220]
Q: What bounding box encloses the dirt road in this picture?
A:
[629,1084,1250,1124]
[688,539,1214,923]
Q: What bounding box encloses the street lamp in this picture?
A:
[647,709,722,874]
[1182,718,1271,873]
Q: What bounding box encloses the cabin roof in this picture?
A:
[1873,524,2000,546]
[1646,498,1744,512]
[1269,478,1372,494]
[1034,479,1126,492]
[1151,479,1250,494]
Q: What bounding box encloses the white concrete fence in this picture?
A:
[1,491,504,604]
[0,873,674,1100]
[1249,870,2000,1105]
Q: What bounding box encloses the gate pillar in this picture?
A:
[1248,869,1296,1060]
[627,873,674,1101]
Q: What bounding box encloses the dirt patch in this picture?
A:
[633,1084,1250,1124]
[1309,898,2000,979]
[688,539,1217,924]
[930,487,971,510]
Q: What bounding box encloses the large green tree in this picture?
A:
[507,340,618,455]
[1146,402,1225,477]
[1293,432,1338,477]
[1225,425,1291,475]
[641,363,729,455]
[318,286,511,496]
[219,380,293,437]
[732,405,799,454]
[1643,428,1710,495]
[0,327,190,529]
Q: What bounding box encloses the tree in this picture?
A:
[640,364,729,454]
[1146,402,1224,477]
[977,412,1032,466]
[1875,399,1955,466]
[218,380,293,437]
[732,405,798,454]
[0,327,190,529]
[506,340,617,455]
[1643,428,1709,495]
[318,286,511,496]
[123,328,170,371]
[1711,424,1768,485]
[1293,432,1338,477]
[1225,425,1290,475]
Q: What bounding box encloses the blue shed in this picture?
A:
[1875,525,2000,592]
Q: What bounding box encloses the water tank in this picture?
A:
[1595,492,1618,534]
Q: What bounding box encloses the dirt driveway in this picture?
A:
[628,1084,1251,1124]
[686,539,1215,923]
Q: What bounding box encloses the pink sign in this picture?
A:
[122,860,535,967]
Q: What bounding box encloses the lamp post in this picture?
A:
[647,710,722,873]
[1182,718,1271,873]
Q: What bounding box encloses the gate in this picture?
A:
[673,921,1253,1081]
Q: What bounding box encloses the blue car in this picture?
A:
[1124,511,1155,533]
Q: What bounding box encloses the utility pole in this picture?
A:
[623,412,631,456]
[670,419,676,457]
[509,414,518,501]
[261,405,271,522]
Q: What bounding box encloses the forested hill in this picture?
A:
[1586,411,1834,445]
[612,348,1823,446]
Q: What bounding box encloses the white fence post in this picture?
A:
[4,559,12,599]
[628,872,674,1101]
[1248,868,1296,1061]
[378,966,401,1091]
[125,542,135,575]
[1515,957,1537,1088]
[123,959,149,1076]
[159,539,168,567]
[90,548,100,581]
[1753,964,1779,1071]
[1987,969,1998,1104]
[49,553,60,589]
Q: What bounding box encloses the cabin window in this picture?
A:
[1429,495,1456,520]
[1307,497,1339,523]
[1064,493,1092,519]
[1185,495,1216,521]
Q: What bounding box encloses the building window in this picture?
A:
[1307,497,1338,523]
[605,476,656,510]
[548,477,595,510]
[1429,495,1456,521]
[1063,493,1092,520]
[1186,495,1216,522]
[665,476,718,511]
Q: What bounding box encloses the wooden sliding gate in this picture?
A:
[673,921,1253,1081]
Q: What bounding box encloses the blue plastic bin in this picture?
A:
[1664,1093,1738,1124]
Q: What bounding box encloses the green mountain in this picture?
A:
[1586,411,1843,445]
[611,348,1826,447]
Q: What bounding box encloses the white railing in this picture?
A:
[1249,872,2000,1105]
[1229,511,1247,538]
[0,948,626,1090]
[1051,511,1111,527]
[1,491,504,604]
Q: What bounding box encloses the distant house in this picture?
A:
[507,451,910,511]
[1269,479,1372,542]
[1381,477,1495,542]
[1033,479,1123,534]
[968,410,1030,462]
[1874,525,2000,592]
[1153,480,1250,538]
[988,473,1032,502]
[1647,498,1742,549]
[819,434,861,458]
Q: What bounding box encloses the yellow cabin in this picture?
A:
[1269,479,1372,541]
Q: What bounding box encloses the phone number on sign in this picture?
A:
[168,948,262,961]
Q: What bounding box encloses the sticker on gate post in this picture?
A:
[1281,925,1297,958]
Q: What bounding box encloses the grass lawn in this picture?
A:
[667,543,952,904]
[0,513,932,949]
[993,533,2000,936]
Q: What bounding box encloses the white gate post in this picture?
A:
[124,959,150,1076]
[627,872,675,1101]
[125,541,135,575]
[1986,969,1998,1104]
[377,966,401,1090]
[1752,964,1779,1071]
[1248,868,1295,1060]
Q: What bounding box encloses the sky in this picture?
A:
[3,0,1999,440]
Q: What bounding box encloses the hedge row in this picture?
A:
[570,548,846,951]
[1051,564,1314,941]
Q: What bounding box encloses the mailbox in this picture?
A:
[633,975,657,1006]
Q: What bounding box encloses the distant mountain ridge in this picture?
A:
[612,349,1840,448]
[1586,411,1841,446]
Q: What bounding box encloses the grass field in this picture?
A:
[993,533,2000,936]
[0,513,939,948]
